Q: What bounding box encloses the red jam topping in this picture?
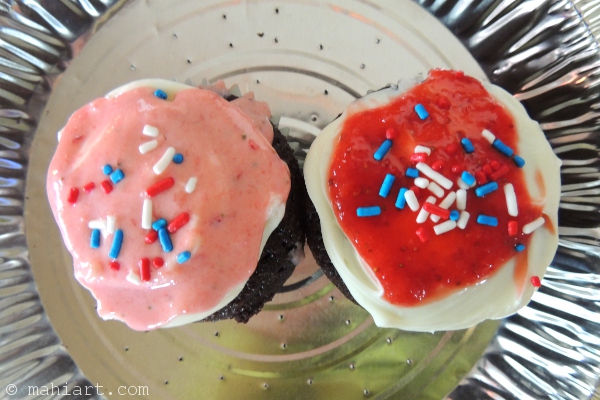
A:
[328,69,544,306]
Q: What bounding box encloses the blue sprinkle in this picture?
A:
[461,171,476,186]
[477,214,498,227]
[158,228,173,252]
[152,218,167,231]
[406,167,419,178]
[414,103,429,120]
[90,229,101,249]
[154,89,168,100]
[460,138,475,153]
[515,244,526,252]
[475,182,499,197]
[108,229,123,259]
[492,139,514,157]
[177,251,191,264]
[395,188,408,209]
[357,206,381,217]
[109,169,124,184]
[173,153,184,164]
[379,174,395,198]
[449,210,460,221]
[374,139,393,161]
[102,164,113,175]
[513,155,525,168]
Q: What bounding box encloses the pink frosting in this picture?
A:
[47,85,291,330]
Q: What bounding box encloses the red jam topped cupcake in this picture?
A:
[305,70,561,331]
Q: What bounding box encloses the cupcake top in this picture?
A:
[305,69,561,332]
[46,79,291,331]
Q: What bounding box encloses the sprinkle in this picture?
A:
[460,138,475,153]
[88,219,106,230]
[474,170,487,185]
[395,188,408,209]
[492,139,514,157]
[457,211,470,229]
[414,145,432,155]
[153,257,164,268]
[146,177,175,197]
[405,167,419,178]
[523,216,545,234]
[102,164,113,175]
[449,210,460,221]
[83,182,95,193]
[508,220,518,236]
[158,228,173,252]
[427,181,445,198]
[168,212,190,233]
[457,177,471,190]
[379,174,395,197]
[90,229,101,248]
[357,206,381,217]
[504,184,518,216]
[490,160,501,171]
[461,171,476,186]
[143,125,159,137]
[177,251,192,264]
[414,177,429,189]
[126,271,141,285]
[67,187,79,204]
[477,214,498,227]
[431,160,444,171]
[173,153,184,164]
[109,169,124,184]
[109,229,123,259]
[431,191,456,222]
[481,129,496,144]
[185,177,198,193]
[141,199,153,229]
[445,142,459,154]
[417,196,436,224]
[475,182,498,197]
[482,164,493,175]
[423,202,451,219]
[456,189,467,210]
[139,140,158,154]
[531,276,541,287]
[415,162,453,189]
[110,261,120,271]
[415,227,430,243]
[515,244,526,252]
[153,147,176,175]
[101,180,113,194]
[414,103,429,120]
[385,128,396,140]
[374,139,392,161]
[152,218,167,231]
[410,152,428,163]
[154,89,168,99]
[139,258,151,282]
[145,230,158,244]
[513,155,525,168]
[451,164,464,174]
[434,220,457,235]
[489,165,510,181]
[404,190,420,211]
[106,215,116,234]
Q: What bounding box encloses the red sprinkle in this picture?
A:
[410,152,428,163]
[482,164,493,176]
[146,177,175,197]
[489,165,510,181]
[474,170,487,185]
[110,261,120,271]
[153,257,164,269]
[145,230,158,244]
[167,212,190,233]
[490,160,501,171]
[508,220,518,236]
[451,164,464,174]
[531,276,541,287]
[139,258,151,282]
[385,127,396,140]
[431,160,445,171]
[83,182,96,193]
[445,142,459,154]
[101,180,113,194]
[423,202,451,219]
[67,187,79,204]
[415,227,430,243]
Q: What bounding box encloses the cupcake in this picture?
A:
[46,79,305,331]
[304,69,561,332]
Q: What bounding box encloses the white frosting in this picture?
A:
[304,77,561,332]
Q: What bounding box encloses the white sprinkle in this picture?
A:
[523,216,545,234]
[434,220,457,235]
[431,191,456,222]
[414,145,431,155]
[414,177,430,189]
[143,124,159,137]
[106,215,116,234]
[456,189,467,210]
[481,129,496,144]
[185,177,198,193]
[153,147,176,175]
[126,271,142,285]
[457,177,471,190]
[404,189,420,211]
[427,181,445,198]
[504,183,518,217]
[141,199,153,229]
[139,140,158,154]
[457,211,470,229]
[416,162,453,190]
[88,219,106,230]
[417,196,436,224]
